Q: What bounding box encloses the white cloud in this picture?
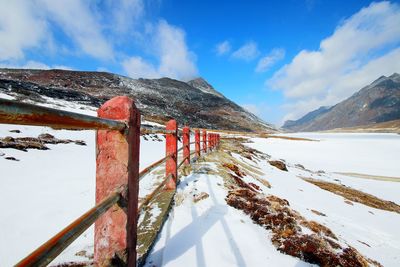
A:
[255,48,285,72]
[122,56,159,79]
[231,41,260,61]
[38,0,114,60]
[269,1,400,121]
[215,41,231,56]
[109,0,144,34]
[0,0,49,61]
[0,0,198,81]
[123,20,197,80]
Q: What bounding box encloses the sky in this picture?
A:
[0,0,400,126]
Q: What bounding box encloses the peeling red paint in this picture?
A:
[202,130,207,152]
[165,120,177,190]
[195,130,200,157]
[183,126,190,165]
[95,96,140,267]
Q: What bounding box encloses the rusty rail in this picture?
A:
[177,155,189,169]
[140,126,176,135]
[0,99,126,131]
[15,188,124,267]
[139,154,172,180]
[138,174,173,213]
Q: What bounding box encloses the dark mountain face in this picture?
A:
[282,73,400,132]
[0,68,276,132]
[283,106,331,129]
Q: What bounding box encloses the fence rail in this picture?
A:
[0,96,220,267]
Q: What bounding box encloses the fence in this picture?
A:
[0,96,220,267]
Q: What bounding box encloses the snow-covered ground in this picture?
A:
[248,133,400,204]
[1,95,400,266]
[144,163,314,267]
[0,97,169,266]
[252,132,400,178]
[145,134,400,266]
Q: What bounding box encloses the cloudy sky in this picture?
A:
[0,0,399,125]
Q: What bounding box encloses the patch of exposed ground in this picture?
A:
[301,177,400,214]
[0,133,86,152]
[225,177,380,266]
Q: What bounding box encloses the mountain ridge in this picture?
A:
[0,68,277,132]
[282,73,400,132]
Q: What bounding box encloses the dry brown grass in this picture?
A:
[302,177,400,213]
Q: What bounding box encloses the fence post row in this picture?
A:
[195,129,201,157]
[2,94,223,266]
[165,119,178,190]
[95,96,140,267]
[183,126,190,165]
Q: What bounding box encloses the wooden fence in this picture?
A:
[0,96,220,267]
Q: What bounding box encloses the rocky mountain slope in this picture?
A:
[0,69,276,132]
[282,73,400,132]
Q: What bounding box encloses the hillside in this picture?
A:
[282,73,400,132]
[0,68,276,132]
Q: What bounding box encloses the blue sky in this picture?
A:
[1,0,400,125]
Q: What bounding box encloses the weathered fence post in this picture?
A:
[165,119,178,190]
[202,130,207,153]
[195,129,200,157]
[95,96,140,267]
[183,126,190,165]
[208,133,212,151]
[212,134,215,148]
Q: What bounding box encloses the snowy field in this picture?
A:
[251,132,400,178]
[248,133,400,204]
[146,134,400,266]
[1,95,400,266]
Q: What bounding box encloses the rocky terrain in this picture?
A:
[283,73,400,132]
[0,69,275,132]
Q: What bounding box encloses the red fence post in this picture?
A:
[95,96,140,267]
[202,130,207,153]
[183,126,190,165]
[195,129,200,157]
[212,134,215,148]
[165,119,178,190]
[208,133,212,151]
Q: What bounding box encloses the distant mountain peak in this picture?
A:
[187,77,224,97]
[282,73,400,132]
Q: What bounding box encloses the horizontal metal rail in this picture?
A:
[177,156,190,169]
[138,174,172,213]
[139,154,172,180]
[0,99,126,131]
[140,126,176,135]
[15,188,123,267]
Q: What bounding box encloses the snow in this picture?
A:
[2,97,400,267]
[0,92,15,100]
[0,97,167,266]
[246,133,400,266]
[250,132,400,177]
[145,164,313,267]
